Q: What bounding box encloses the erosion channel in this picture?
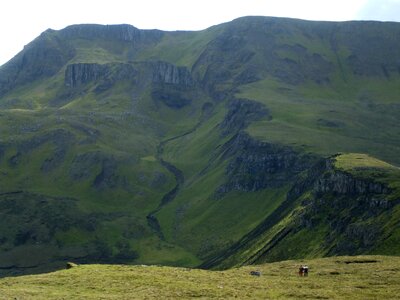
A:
[146,103,212,240]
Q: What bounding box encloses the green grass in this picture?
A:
[238,72,400,166]
[335,153,399,171]
[0,104,179,267]
[135,27,222,68]
[135,237,201,267]
[1,255,400,299]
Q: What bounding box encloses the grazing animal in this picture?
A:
[250,270,262,276]
[299,265,309,276]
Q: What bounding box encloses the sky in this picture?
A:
[1,0,400,66]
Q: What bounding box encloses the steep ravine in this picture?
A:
[146,104,213,240]
[146,139,185,240]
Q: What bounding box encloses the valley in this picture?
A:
[0,16,399,275]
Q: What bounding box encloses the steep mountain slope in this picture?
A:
[201,153,400,269]
[0,16,399,275]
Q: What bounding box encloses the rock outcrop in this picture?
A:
[219,98,271,136]
[148,61,195,108]
[213,98,313,196]
[150,61,194,86]
[65,63,107,88]
[215,132,315,195]
[314,170,390,195]
[65,61,192,89]
[288,159,396,256]
[59,24,163,45]
[64,63,138,88]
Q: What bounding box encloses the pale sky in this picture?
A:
[1,0,400,66]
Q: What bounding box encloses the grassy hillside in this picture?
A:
[242,76,400,165]
[0,17,399,273]
[202,153,400,269]
[1,256,400,299]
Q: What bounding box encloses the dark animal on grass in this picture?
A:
[298,265,309,276]
[250,270,261,276]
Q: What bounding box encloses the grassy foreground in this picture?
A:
[1,256,400,299]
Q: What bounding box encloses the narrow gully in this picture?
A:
[146,103,212,240]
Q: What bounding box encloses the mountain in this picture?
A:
[0,16,399,275]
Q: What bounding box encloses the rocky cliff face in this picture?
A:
[215,132,316,195]
[150,61,194,86]
[314,169,390,195]
[266,160,397,260]
[149,61,196,109]
[296,169,396,255]
[0,24,166,97]
[65,63,108,88]
[0,32,75,96]
[213,97,314,195]
[65,61,193,89]
[59,24,163,45]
